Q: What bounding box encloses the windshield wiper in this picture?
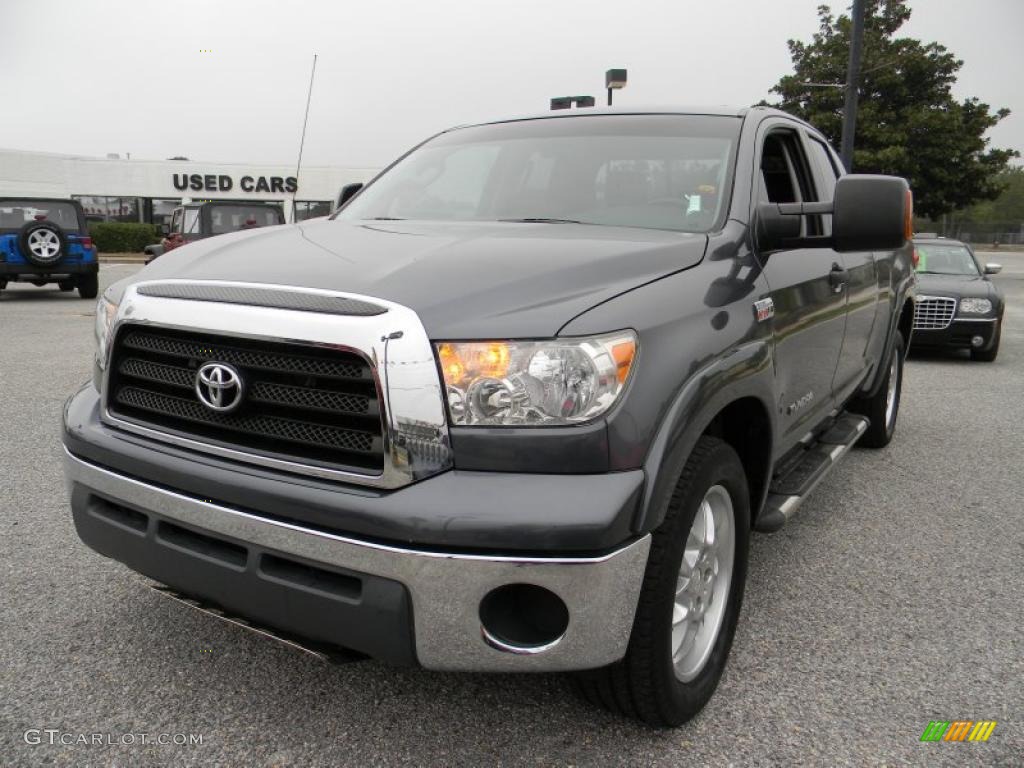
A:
[498,217,587,224]
[367,216,406,221]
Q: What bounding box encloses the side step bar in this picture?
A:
[754,413,869,533]
[145,582,365,664]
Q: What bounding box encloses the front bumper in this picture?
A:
[0,260,98,280]
[64,448,650,671]
[911,317,999,350]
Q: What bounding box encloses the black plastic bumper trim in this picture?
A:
[73,486,416,665]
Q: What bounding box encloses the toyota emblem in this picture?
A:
[195,362,244,413]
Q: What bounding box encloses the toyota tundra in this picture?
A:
[62,107,915,727]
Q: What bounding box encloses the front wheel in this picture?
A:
[850,330,905,448]
[77,273,98,299]
[574,436,750,727]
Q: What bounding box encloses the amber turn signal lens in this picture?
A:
[477,342,511,379]
[904,188,914,242]
[437,343,466,385]
[611,340,636,384]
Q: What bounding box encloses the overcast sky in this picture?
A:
[1,0,1020,168]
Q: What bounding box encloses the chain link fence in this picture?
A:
[916,219,1024,246]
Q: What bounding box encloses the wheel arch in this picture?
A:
[635,344,776,536]
[897,296,914,353]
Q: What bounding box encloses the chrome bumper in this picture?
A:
[64,449,650,672]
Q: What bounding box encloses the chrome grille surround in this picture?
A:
[913,295,957,330]
[99,280,452,489]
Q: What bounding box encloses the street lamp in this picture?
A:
[606,69,627,106]
[550,95,596,110]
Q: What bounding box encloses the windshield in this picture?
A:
[0,200,80,231]
[337,115,739,233]
[915,243,980,276]
[207,205,283,234]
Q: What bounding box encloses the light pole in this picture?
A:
[606,69,627,106]
[840,0,866,171]
[550,95,596,110]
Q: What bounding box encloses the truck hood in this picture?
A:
[132,219,708,338]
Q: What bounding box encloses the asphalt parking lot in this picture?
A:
[1,257,1022,766]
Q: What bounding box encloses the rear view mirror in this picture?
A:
[984,263,1002,275]
[755,202,802,252]
[832,175,911,252]
[336,183,364,211]
[755,175,911,254]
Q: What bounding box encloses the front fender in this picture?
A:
[634,340,776,534]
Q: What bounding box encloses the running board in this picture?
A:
[144,582,366,664]
[754,413,869,533]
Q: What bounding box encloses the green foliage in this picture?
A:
[767,0,1018,219]
[87,222,161,253]
[955,167,1024,224]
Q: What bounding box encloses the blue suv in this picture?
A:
[0,197,98,298]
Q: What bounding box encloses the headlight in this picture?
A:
[94,295,118,369]
[959,298,992,314]
[435,332,637,426]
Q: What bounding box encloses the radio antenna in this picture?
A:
[292,53,318,223]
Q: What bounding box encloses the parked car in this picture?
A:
[144,202,286,263]
[63,107,915,727]
[911,236,1005,361]
[0,197,98,298]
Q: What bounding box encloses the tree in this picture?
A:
[767,1,1018,219]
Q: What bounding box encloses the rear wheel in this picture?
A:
[970,320,1001,362]
[574,436,750,727]
[77,273,98,299]
[850,330,904,448]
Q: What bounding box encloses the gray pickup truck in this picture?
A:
[62,107,914,727]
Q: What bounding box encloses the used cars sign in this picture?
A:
[172,173,298,194]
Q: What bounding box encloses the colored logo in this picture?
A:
[920,720,997,742]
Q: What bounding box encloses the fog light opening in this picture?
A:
[971,335,985,348]
[479,583,569,655]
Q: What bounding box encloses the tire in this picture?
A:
[18,221,68,267]
[850,330,904,448]
[574,436,751,727]
[58,280,75,292]
[970,320,1001,362]
[77,273,98,299]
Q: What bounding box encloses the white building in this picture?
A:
[0,148,379,226]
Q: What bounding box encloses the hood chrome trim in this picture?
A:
[99,279,451,489]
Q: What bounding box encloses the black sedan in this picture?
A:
[911,237,1005,361]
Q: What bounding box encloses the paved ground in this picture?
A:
[1,258,1021,766]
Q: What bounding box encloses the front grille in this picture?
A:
[913,297,956,330]
[106,327,384,473]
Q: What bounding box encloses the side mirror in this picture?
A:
[984,263,1002,275]
[755,202,802,252]
[832,175,911,252]
[160,223,170,236]
[336,183,364,211]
